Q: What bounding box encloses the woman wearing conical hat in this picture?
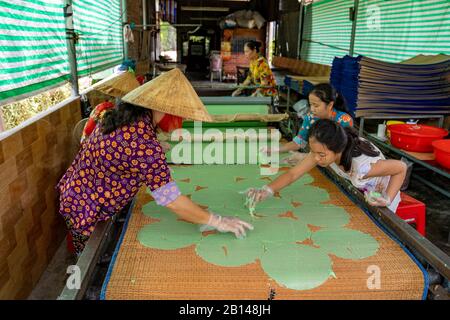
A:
[57,69,253,255]
[80,71,141,143]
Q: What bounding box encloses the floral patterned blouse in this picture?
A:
[245,56,277,97]
[57,114,181,237]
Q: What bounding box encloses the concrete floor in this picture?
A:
[407,177,450,256]
[27,239,76,300]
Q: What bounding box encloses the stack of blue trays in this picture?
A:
[330,55,362,117]
[330,55,450,118]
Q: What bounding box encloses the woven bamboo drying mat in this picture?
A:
[102,167,426,300]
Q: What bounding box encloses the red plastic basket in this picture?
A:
[388,124,448,152]
[432,139,450,169]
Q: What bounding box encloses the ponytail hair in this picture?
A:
[309,119,380,171]
[340,126,380,171]
[245,40,262,53]
[310,83,350,115]
[101,101,152,135]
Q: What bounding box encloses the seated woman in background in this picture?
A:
[262,83,353,165]
[248,119,407,213]
[232,41,277,97]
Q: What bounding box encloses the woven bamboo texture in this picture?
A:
[104,166,425,300]
[286,75,330,85]
[86,91,111,109]
[0,99,81,299]
[92,72,140,98]
[136,59,150,76]
[401,54,450,65]
[122,69,213,122]
[272,56,331,77]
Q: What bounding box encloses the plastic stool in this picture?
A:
[210,69,222,82]
[210,52,222,82]
[395,192,426,236]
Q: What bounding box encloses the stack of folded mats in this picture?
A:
[330,55,450,117]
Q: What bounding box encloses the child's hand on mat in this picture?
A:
[246,185,274,204]
[364,191,391,207]
[281,151,308,166]
[200,213,254,239]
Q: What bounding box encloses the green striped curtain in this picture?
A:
[301,0,450,65]
[72,0,124,76]
[354,0,450,62]
[0,0,70,105]
[301,0,354,65]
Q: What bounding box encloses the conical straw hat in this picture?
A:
[92,72,140,98]
[121,68,213,122]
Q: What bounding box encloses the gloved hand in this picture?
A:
[364,191,391,207]
[281,151,308,166]
[200,213,254,239]
[245,185,274,205]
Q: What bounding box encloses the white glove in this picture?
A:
[364,191,391,207]
[245,185,274,205]
[200,213,254,239]
[281,151,308,166]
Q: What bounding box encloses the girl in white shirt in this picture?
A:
[247,119,407,212]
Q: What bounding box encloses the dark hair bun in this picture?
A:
[245,40,262,52]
